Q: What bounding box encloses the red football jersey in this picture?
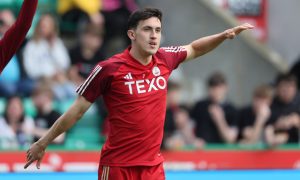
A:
[77,46,187,166]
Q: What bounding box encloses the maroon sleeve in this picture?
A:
[159,46,187,71]
[76,62,113,103]
[0,0,38,73]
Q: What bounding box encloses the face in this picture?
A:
[33,92,51,110]
[7,97,24,123]
[174,109,189,129]
[37,15,56,38]
[253,97,272,110]
[81,33,102,51]
[128,17,162,56]
[277,81,297,104]
[208,84,228,103]
[0,10,15,36]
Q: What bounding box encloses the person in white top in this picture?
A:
[0,96,34,149]
[23,14,70,79]
[23,14,76,101]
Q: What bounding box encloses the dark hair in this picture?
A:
[4,95,25,125]
[275,73,297,86]
[207,72,227,87]
[127,8,162,30]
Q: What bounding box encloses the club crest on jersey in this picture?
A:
[152,66,160,77]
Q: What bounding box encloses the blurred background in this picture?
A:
[1,0,300,179]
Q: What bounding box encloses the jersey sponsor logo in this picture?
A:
[124,76,167,95]
[124,72,133,80]
[152,66,160,77]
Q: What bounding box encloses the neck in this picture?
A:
[129,46,152,65]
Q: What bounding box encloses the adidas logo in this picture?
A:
[124,72,133,80]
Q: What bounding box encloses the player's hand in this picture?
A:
[24,142,46,169]
[224,23,254,39]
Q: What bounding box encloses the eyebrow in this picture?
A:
[142,25,161,29]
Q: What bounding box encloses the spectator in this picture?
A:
[68,23,106,85]
[23,14,76,101]
[165,105,204,150]
[101,0,138,56]
[191,72,238,144]
[32,82,65,144]
[265,73,300,147]
[238,85,273,144]
[0,9,15,38]
[0,96,34,149]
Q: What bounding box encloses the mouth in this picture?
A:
[149,42,157,48]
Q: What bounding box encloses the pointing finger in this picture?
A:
[24,159,35,169]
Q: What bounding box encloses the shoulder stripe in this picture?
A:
[76,65,101,94]
[76,65,102,95]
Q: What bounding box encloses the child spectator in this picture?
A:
[238,85,273,144]
[32,82,65,144]
[68,23,106,85]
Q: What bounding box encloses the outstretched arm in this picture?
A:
[0,0,38,72]
[183,23,254,61]
[24,96,92,169]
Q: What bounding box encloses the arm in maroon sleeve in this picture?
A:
[0,0,38,73]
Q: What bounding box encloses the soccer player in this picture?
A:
[24,8,253,179]
[0,0,38,73]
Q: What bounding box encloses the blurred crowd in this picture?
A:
[163,72,300,150]
[1,0,300,150]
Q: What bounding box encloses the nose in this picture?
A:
[150,30,157,39]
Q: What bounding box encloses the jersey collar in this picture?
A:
[124,46,156,69]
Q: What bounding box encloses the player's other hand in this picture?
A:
[24,142,46,169]
[224,23,254,39]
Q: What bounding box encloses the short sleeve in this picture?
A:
[76,63,111,103]
[159,46,187,70]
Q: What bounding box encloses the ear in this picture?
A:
[127,29,136,41]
